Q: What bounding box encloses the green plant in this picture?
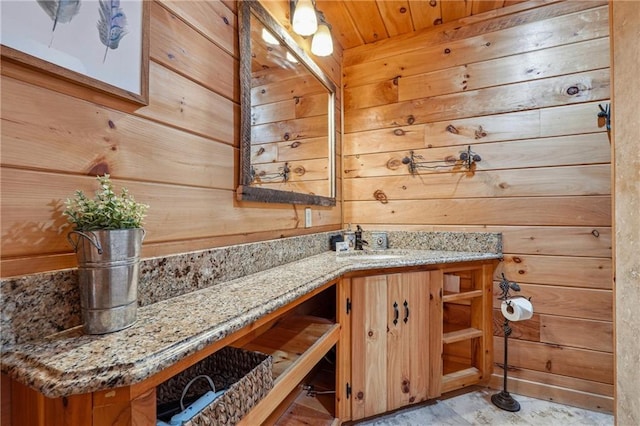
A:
[64,174,149,231]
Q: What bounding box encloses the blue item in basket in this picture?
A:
[156,375,225,426]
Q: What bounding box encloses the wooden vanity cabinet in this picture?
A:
[341,260,496,423]
[348,270,442,420]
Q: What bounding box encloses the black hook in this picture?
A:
[598,103,611,132]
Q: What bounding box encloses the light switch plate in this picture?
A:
[305,208,312,228]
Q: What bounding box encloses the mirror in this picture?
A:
[237,0,336,206]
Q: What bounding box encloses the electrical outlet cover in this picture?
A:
[305,208,312,228]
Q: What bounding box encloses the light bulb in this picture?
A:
[311,23,333,56]
[292,0,318,36]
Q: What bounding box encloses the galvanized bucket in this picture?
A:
[68,228,145,334]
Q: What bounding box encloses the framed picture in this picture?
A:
[1,0,149,104]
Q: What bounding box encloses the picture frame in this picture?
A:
[1,0,150,105]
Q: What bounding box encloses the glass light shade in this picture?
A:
[292,0,318,36]
[311,23,333,56]
[261,28,279,45]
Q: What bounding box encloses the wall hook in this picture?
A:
[401,145,481,175]
[598,103,611,132]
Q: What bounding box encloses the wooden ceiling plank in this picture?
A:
[409,0,443,31]
[344,0,602,67]
[376,0,415,37]
[440,0,473,23]
[472,0,506,15]
[316,0,364,49]
[342,0,390,44]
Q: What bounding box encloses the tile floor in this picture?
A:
[356,389,613,425]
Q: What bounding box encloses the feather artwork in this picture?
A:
[36,0,81,46]
[97,0,128,63]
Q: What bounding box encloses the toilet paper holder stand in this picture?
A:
[491,273,532,413]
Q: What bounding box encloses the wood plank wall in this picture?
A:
[0,0,343,278]
[342,1,612,412]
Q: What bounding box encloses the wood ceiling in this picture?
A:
[314,0,528,51]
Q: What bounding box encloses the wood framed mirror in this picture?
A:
[236,0,336,206]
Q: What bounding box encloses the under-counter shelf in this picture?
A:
[442,325,483,344]
[442,366,483,393]
[442,289,483,303]
[238,315,340,425]
[439,264,495,395]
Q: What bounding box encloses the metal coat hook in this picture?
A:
[250,162,290,183]
[401,145,481,175]
[598,103,611,132]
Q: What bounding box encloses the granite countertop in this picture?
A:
[1,249,501,398]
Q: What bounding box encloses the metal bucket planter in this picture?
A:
[68,228,145,334]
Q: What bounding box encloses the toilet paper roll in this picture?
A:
[501,298,533,321]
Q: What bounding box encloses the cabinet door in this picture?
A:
[351,274,388,420]
[351,271,441,420]
[386,272,429,410]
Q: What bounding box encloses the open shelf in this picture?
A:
[442,367,482,393]
[442,326,483,345]
[238,315,340,425]
[442,289,483,303]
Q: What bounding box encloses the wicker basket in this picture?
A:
[156,346,273,425]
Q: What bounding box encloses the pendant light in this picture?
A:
[292,0,317,36]
[311,12,333,57]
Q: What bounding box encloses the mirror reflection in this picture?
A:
[237,0,336,206]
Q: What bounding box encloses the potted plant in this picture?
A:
[64,174,149,334]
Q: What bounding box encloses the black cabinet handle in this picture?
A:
[403,300,409,323]
[393,301,399,325]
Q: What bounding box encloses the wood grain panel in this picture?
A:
[159,0,237,57]
[343,165,610,200]
[344,103,608,155]
[343,2,612,412]
[251,115,328,144]
[492,366,613,398]
[491,283,612,322]
[376,1,414,38]
[344,1,605,66]
[326,135,612,178]
[0,169,335,259]
[139,62,238,144]
[0,77,234,189]
[346,69,610,133]
[342,1,389,43]
[398,38,610,102]
[344,6,608,87]
[151,2,238,101]
[408,0,442,31]
[441,0,472,23]
[344,196,611,227]
[493,310,541,342]
[540,315,613,352]
[496,226,611,258]
[493,337,613,384]
[344,80,399,110]
[489,375,613,412]
[497,254,612,289]
[252,158,329,182]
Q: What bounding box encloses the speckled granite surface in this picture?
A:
[1,247,500,398]
[1,233,502,397]
[1,232,335,347]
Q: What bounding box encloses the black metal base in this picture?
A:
[491,391,521,412]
